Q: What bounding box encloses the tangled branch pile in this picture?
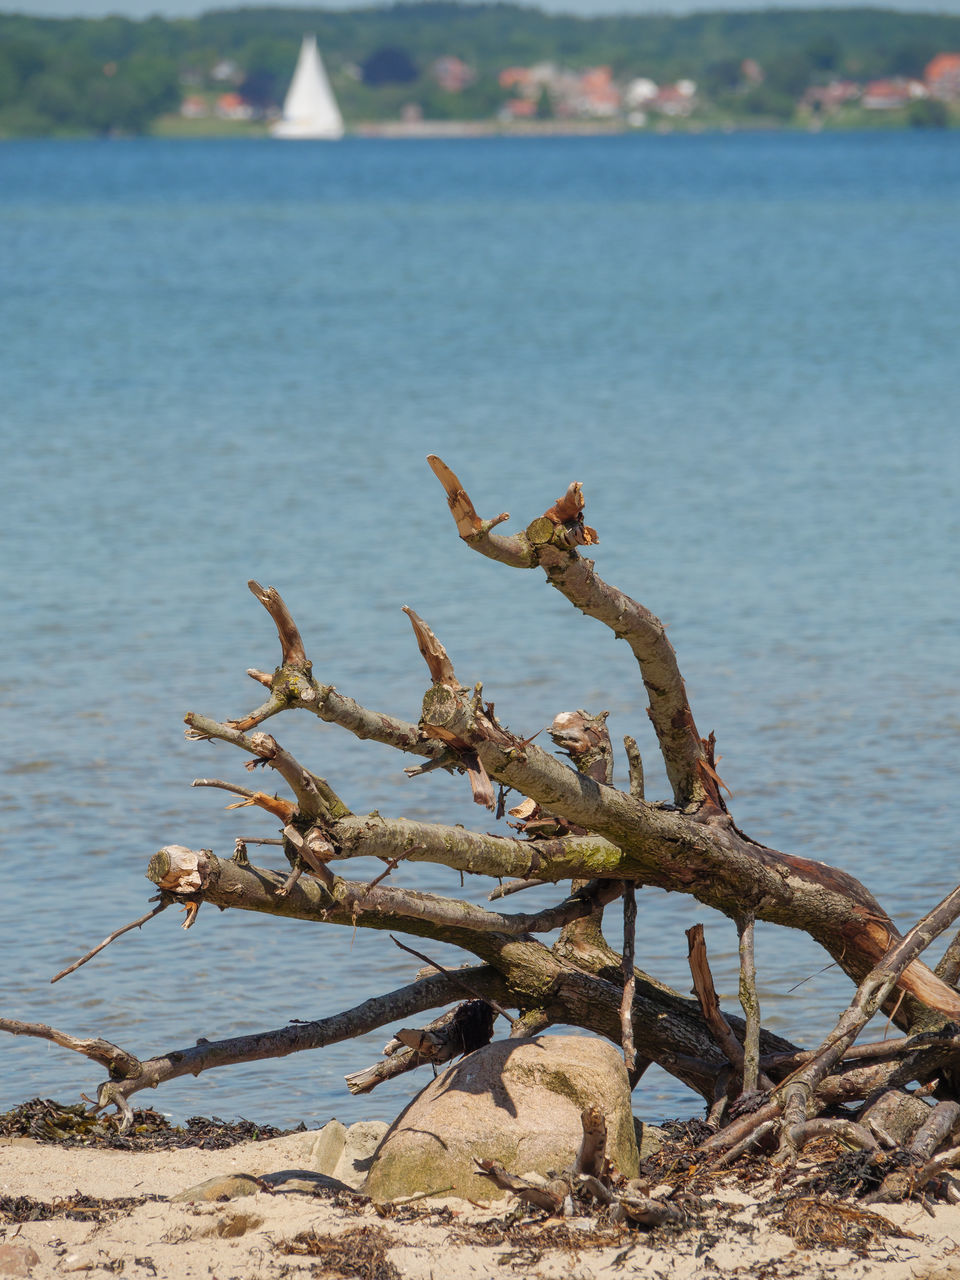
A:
[7,457,960,1210]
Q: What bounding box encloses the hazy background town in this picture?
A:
[2,2,960,136]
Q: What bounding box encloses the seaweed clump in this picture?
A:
[0,1097,301,1150]
[276,1225,401,1280]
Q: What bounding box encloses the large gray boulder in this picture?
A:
[364,1034,639,1203]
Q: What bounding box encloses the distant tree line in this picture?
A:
[1,2,960,135]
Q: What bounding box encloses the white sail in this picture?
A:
[272,35,344,140]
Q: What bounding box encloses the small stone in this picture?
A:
[635,1119,667,1159]
[333,1120,389,1189]
[170,1173,262,1202]
[0,1243,40,1277]
[214,1210,263,1238]
[260,1170,352,1194]
[310,1118,347,1175]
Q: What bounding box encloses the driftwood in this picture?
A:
[6,457,960,1205]
[475,1105,685,1226]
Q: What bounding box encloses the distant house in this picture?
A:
[925,53,960,100]
[215,92,253,120]
[651,82,697,117]
[499,67,535,94]
[431,56,475,93]
[180,94,209,118]
[804,80,861,111]
[861,78,925,109]
[575,66,621,117]
[502,97,537,118]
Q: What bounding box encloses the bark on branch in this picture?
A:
[12,455,960,1187]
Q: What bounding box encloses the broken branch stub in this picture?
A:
[248,579,309,671]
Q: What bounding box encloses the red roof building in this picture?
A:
[861,79,922,109]
[925,53,960,100]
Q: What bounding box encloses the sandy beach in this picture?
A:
[3,1122,960,1280]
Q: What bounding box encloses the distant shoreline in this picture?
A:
[141,113,955,141]
[352,119,624,138]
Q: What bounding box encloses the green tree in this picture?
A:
[702,56,743,96]
[908,97,948,128]
[0,38,44,108]
[764,51,814,98]
[805,34,842,72]
[739,83,796,120]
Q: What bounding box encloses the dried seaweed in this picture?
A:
[0,1192,159,1223]
[641,1126,774,1196]
[276,1225,401,1279]
[0,1098,299,1150]
[802,1148,917,1200]
[770,1195,916,1255]
[450,1216,626,1253]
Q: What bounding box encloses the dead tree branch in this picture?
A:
[11,456,960,1188]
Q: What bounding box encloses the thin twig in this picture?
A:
[389,935,515,1025]
[192,777,258,798]
[51,903,170,984]
[620,882,638,1074]
[488,878,542,900]
[355,847,422,908]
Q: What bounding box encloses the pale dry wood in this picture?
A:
[0,1018,142,1079]
[474,1161,566,1213]
[198,565,960,1026]
[428,455,707,807]
[624,735,644,800]
[935,930,960,988]
[488,878,542,900]
[620,883,638,1074]
[402,606,460,688]
[614,1195,684,1227]
[775,883,960,1161]
[185,713,351,823]
[248,579,308,669]
[90,968,507,1118]
[574,1106,607,1178]
[687,923,746,1078]
[909,1101,960,1160]
[789,1117,879,1154]
[427,455,531,567]
[192,777,296,821]
[711,1119,780,1168]
[345,1000,494,1094]
[147,845,624,942]
[737,913,767,1094]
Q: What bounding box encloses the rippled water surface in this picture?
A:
[1,132,959,1128]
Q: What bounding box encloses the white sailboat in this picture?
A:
[272,34,344,140]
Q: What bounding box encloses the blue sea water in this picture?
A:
[1,132,959,1130]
